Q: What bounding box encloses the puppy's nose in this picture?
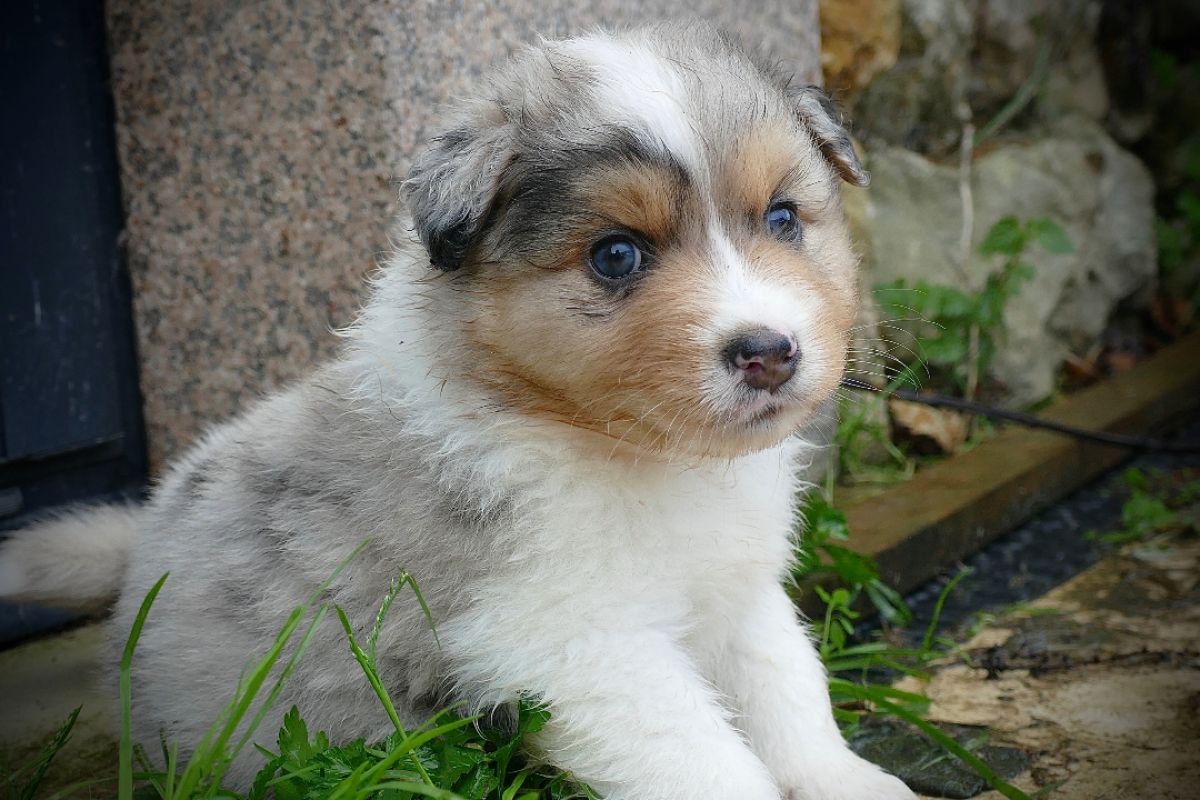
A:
[724,329,799,392]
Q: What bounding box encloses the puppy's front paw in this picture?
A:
[784,751,915,800]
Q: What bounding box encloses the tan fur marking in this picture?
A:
[585,162,687,244]
[717,122,811,222]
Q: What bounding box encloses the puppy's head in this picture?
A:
[404,23,867,459]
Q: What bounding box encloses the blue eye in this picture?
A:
[766,203,802,241]
[589,237,643,279]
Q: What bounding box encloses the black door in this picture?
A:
[0,0,146,644]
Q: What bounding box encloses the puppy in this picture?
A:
[0,22,913,800]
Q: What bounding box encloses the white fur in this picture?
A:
[0,504,139,612]
[560,35,704,175]
[706,227,815,340]
[0,557,23,598]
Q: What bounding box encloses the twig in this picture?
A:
[841,378,1200,454]
[957,113,980,403]
[973,30,1054,147]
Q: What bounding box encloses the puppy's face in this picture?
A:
[407,25,867,459]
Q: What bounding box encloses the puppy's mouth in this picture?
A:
[745,403,784,425]
[729,392,791,427]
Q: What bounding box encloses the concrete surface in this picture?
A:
[0,623,115,798]
[898,533,1200,799]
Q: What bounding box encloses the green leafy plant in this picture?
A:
[816,566,972,689]
[875,216,1074,398]
[795,493,912,626]
[832,392,915,488]
[247,700,585,800]
[1085,467,1200,545]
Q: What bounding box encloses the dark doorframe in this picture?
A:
[0,0,146,644]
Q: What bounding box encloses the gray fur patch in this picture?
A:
[789,86,870,187]
[181,459,214,500]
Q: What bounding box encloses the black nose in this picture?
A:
[724,329,799,392]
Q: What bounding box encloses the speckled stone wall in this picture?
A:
[106,0,821,471]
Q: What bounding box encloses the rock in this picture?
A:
[819,0,902,95]
[968,0,1044,112]
[971,1,1109,127]
[1040,4,1110,125]
[849,0,978,156]
[848,715,1029,798]
[846,0,1114,156]
[900,533,1200,799]
[857,120,1157,405]
[857,146,963,288]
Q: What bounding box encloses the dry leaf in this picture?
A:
[888,397,970,455]
[1150,295,1195,338]
[1104,350,1139,374]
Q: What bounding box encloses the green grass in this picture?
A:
[0,707,82,800]
[104,550,595,800]
[1085,467,1200,545]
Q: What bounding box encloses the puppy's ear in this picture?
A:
[789,86,870,188]
[405,120,513,271]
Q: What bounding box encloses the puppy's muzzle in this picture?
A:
[724,329,799,393]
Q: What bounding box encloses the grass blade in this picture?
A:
[38,777,115,800]
[368,577,404,665]
[834,681,1031,800]
[360,716,478,785]
[120,572,169,800]
[173,542,369,796]
[877,697,1030,800]
[335,605,434,785]
[368,571,441,661]
[353,781,461,799]
[230,605,330,760]
[172,606,307,796]
[399,572,441,650]
[922,568,971,653]
[11,705,81,800]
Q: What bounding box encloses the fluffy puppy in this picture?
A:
[0,23,913,800]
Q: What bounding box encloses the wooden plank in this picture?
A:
[796,330,1200,614]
